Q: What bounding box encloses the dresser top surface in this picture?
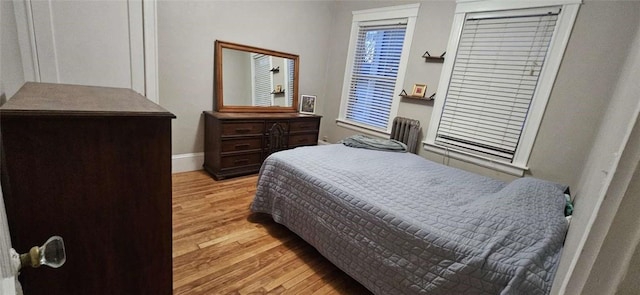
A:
[1,82,175,118]
[204,111,321,120]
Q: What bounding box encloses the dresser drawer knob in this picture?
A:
[234,143,250,149]
[235,128,252,133]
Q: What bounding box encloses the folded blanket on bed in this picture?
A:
[338,134,407,152]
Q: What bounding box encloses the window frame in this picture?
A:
[424,0,581,176]
[337,4,419,137]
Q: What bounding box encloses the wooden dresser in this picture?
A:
[0,82,175,294]
[203,111,321,180]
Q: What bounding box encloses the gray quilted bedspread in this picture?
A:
[250,144,569,295]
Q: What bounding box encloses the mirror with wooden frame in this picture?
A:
[215,40,299,112]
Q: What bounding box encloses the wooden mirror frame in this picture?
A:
[215,40,299,113]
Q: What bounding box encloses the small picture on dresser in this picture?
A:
[300,95,316,114]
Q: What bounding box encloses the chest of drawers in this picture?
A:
[203,111,321,180]
[1,82,174,294]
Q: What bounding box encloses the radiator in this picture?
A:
[390,117,421,154]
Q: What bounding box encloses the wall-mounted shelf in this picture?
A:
[271,90,285,95]
[270,67,280,73]
[399,91,436,102]
[422,51,445,63]
[400,94,434,101]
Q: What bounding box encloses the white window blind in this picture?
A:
[286,59,294,106]
[345,20,407,130]
[252,54,272,106]
[435,8,560,161]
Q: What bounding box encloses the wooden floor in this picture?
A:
[172,170,372,295]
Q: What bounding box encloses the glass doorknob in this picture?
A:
[19,236,66,269]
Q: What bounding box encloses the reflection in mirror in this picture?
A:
[222,48,295,107]
[215,40,299,113]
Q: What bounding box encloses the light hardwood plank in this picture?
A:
[172,170,371,295]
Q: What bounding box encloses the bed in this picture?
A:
[250,144,569,294]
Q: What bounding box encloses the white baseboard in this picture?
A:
[172,152,204,173]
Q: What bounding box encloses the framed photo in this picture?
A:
[411,84,427,97]
[300,95,316,114]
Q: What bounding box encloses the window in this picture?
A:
[424,1,580,175]
[286,58,294,106]
[338,4,419,135]
[252,54,272,106]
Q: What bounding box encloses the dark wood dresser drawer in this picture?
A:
[290,119,320,132]
[221,137,262,153]
[289,134,319,147]
[222,122,264,136]
[220,152,263,169]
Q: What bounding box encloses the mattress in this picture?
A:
[250,144,568,294]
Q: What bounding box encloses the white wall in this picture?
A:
[157,0,335,155]
[29,1,137,90]
[551,7,640,293]
[1,0,25,101]
[0,0,25,289]
[582,116,640,295]
[613,162,640,295]
[527,1,640,188]
[222,49,252,106]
